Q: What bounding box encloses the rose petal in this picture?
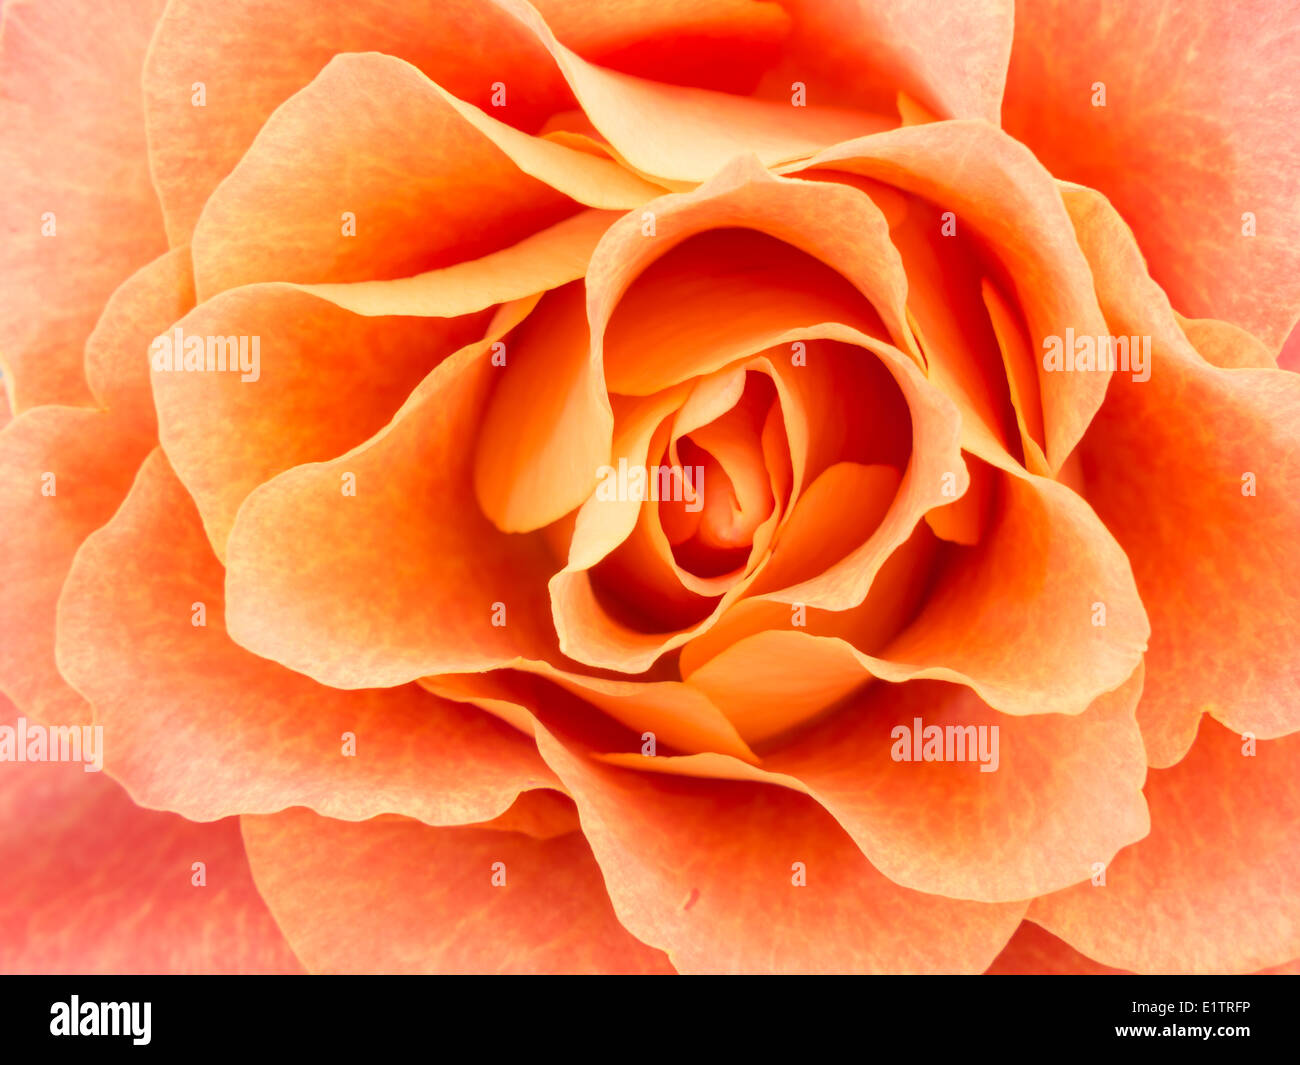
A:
[0,0,167,410]
[679,518,940,677]
[477,788,580,839]
[0,695,301,973]
[293,208,620,319]
[601,229,887,397]
[760,665,1149,902]
[534,0,790,93]
[224,316,562,687]
[85,246,196,436]
[1030,720,1300,974]
[566,384,694,571]
[189,53,593,299]
[0,408,151,726]
[1281,321,1300,373]
[1004,0,1300,351]
[923,453,996,545]
[154,285,487,555]
[143,0,573,242]
[491,0,890,185]
[1178,314,1278,371]
[474,282,612,532]
[1066,185,1300,763]
[511,661,758,763]
[533,726,1026,973]
[241,807,673,974]
[552,325,963,672]
[57,449,559,824]
[870,187,1024,465]
[608,665,1148,905]
[983,277,1051,473]
[685,630,875,747]
[801,121,1112,471]
[763,0,1013,123]
[749,463,899,598]
[592,156,914,398]
[985,921,1126,975]
[864,460,1149,717]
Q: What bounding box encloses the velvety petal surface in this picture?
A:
[0,696,301,973]
[242,806,673,974]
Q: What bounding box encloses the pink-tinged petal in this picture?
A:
[57,450,559,824]
[0,237,196,726]
[1066,186,1300,765]
[85,246,196,436]
[1178,314,1278,371]
[986,921,1127,975]
[0,0,168,410]
[0,408,152,726]
[0,696,301,973]
[1030,720,1300,974]
[1004,0,1300,352]
[533,727,1026,973]
[763,0,1013,123]
[1280,321,1300,373]
[241,807,673,974]
[143,0,574,243]
[801,121,1112,472]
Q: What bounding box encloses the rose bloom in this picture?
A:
[0,0,1297,976]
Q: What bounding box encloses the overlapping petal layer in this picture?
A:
[0,696,301,973]
[1004,0,1300,352]
[534,727,1027,974]
[1030,720,1300,974]
[0,0,167,411]
[1066,186,1300,765]
[57,451,560,825]
[241,806,674,974]
[0,0,1295,980]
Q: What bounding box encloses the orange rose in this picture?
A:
[1,0,1297,976]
